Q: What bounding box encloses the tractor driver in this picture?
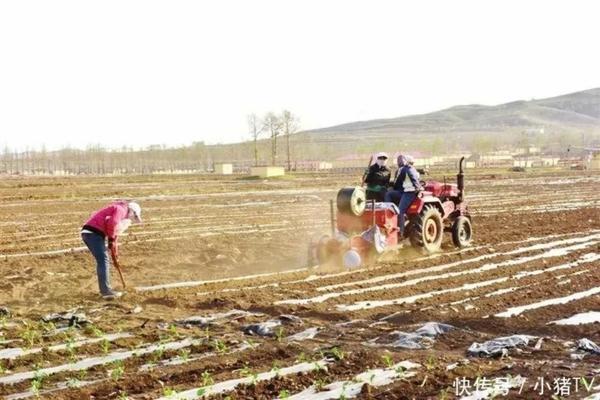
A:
[363,152,391,202]
[386,155,422,237]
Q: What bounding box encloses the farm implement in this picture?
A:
[310,157,472,268]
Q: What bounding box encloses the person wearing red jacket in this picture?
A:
[81,200,142,299]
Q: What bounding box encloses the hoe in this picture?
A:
[311,157,472,267]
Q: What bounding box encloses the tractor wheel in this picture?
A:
[451,216,472,248]
[409,205,444,253]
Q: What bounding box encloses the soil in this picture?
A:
[0,170,598,399]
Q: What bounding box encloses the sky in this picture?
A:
[1,0,599,151]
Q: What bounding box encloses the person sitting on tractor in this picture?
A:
[384,154,408,205]
[363,152,391,202]
[388,155,422,237]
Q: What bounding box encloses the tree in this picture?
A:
[247,114,264,166]
[263,112,282,165]
[281,110,300,171]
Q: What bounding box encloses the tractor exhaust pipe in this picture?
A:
[457,156,465,202]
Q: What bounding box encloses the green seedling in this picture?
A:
[275,326,285,342]
[87,325,105,338]
[212,339,228,354]
[151,345,165,363]
[168,324,179,339]
[330,347,345,361]
[65,336,77,362]
[438,389,449,400]
[162,387,177,396]
[20,323,41,348]
[66,378,81,388]
[99,338,111,354]
[296,352,308,363]
[314,379,326,391]
[313,361,324,372]
[117,391,130,400]
[39,321,56,335]
[110,360,125,381]
[77,369,88,381]
[178,349,191,362]
[271,361,281,376]
[425,354,437,371]
[279,389,290,399]
[196,388,206,396]
[30,370,47,397]
[381,354,394,368]
[201,370,214,386]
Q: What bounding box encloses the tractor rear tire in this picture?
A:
[409,205,444,253]
[451,216,472,248]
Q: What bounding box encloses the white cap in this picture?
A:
[375,152,388,159]
[404,154,414,164]
[128,201,142,223]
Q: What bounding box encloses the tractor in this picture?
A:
[310,157,472,268]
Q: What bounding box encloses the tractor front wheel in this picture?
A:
[409,205,444,253]
[451,216,472,248]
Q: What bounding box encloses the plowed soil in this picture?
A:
[0,170,598,400]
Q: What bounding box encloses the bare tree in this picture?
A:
[281,110,300,171]
[247,114,264,166]
[263,112,282,165]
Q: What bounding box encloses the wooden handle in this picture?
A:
[110,248,127,289]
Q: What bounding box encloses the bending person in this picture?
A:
[81,200,142,299]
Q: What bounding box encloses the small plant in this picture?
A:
[40,321,56,334]
[330,347,345,361]
[240,364,258,385]
[203,326,211,340]
[425,354,437,371]
[279,389,290,398]
[275,326,285,342]
[201,370,214,386]
[381,354,394,368]
[99,338,111,354]
[30,370,47,397]
[296,352,308,363]
[212,339,228,354]
[0,362,5,375]
[151,345,165,363]
[117,391,130,400]
[178,349,191,362]
[168,324,179,339]
[271,361,281,376]
[88,325,105,338]
[196,388,206,396]
[65,336,77,362]
[314,379,326,391]
[66,378,81,388]
[162,387,177,396]
[395,364,407,377]
[313,361,324,372]
[21,323,41,348]
[77,369,88,381]
[438,389,450,400]
[110,360,125,381]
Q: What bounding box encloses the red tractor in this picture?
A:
[311,157,472,268]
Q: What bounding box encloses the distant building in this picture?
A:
[214,163,233,175]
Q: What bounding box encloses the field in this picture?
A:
[0,169,599,400]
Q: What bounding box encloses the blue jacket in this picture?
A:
[393,165,422,192]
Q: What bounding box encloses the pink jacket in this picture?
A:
[83,201,129,241]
